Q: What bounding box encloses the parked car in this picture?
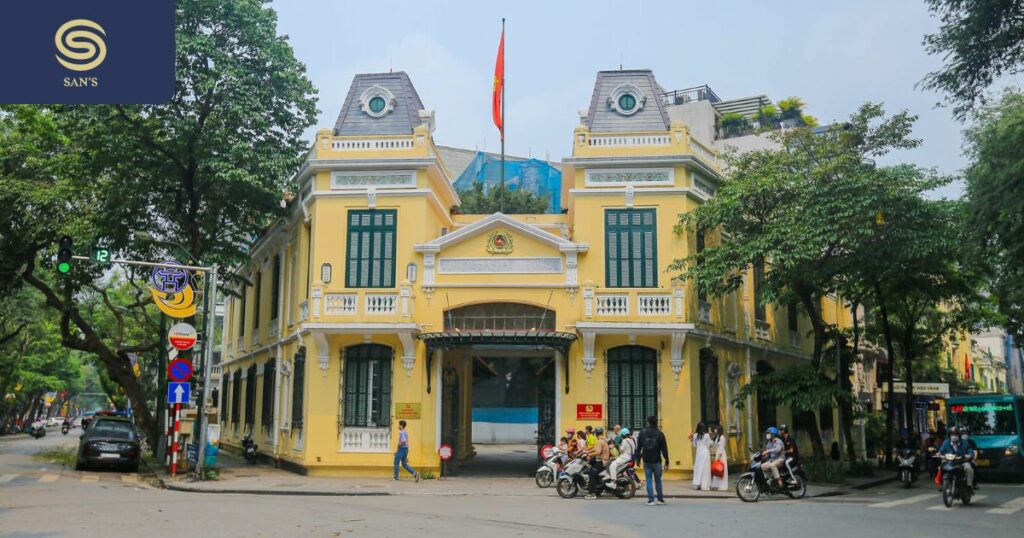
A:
[46,417,64,427]
[72,417,82,428]
[75,416,141,472]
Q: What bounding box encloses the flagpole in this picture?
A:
[500,17,506,213]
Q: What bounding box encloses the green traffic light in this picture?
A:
[57,261,71,274]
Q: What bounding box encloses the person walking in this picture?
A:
[689,422,712,490]
[635,415,669,506]
[709,424,729,491]
[393,420,420,482]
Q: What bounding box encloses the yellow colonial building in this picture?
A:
[218,69,847,477]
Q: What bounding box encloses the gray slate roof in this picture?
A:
[333,72,426,136]
[584,70,671,133]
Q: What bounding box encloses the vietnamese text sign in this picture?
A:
[576,403,603,420]
[395,403,421,420]
[891,382,949,397]
[0,1,175,104]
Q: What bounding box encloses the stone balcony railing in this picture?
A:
[299,300,309,322]
[755,320,771,341]
[583,286,684,320]
[313,285,414,320]
[340,427,391,453]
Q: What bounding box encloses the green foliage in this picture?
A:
[777,97,806,120]
[456,182,550,214]
[719,112,750,137]
[802,459,846,484]
[801,114,819,127]
[756,105,779,126]
[963,90,1024,340]
[922,0,1024,118]
[734,364,846,414]
[419,470,437,480]
[33,446,77,468]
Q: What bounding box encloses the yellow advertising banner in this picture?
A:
[395,402,421,420]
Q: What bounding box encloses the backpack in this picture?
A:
[642,429,660,454]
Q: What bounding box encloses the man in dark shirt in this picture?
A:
[779,424,800,482]
[635,415,669,505]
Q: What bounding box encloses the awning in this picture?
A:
[418,330,577,356]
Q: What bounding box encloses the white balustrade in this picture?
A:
[332,139,414,151]
[299,300,309,322]
[340,427,392,453]
[365,294,398,315]
[637,294,672,316]
[595,294,629,316]
[587,134,671,147]
[698,300,712,324]
[755,321,771,340]
[690,137,720,167]
[324,293,357,315]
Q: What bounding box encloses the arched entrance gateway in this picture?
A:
[418,303,575,476]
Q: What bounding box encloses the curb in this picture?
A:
[163,482,390,496]
[141,457,167,489]
[848,476,895,490]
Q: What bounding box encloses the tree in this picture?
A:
[962,91,1024,341]
[670,103,921,460]
[921,0,1024,119]
[456,182,550,214]
[0,0,317,440]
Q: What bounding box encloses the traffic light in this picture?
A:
[57,236,73,274]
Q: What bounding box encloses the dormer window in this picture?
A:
[359,85,396,118]
[608,83,645,116]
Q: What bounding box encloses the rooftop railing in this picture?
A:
[660,85,721,106]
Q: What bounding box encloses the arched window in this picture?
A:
[343,344,393,428]
[444,303,555,331]
[756,360,776,434]
[699,348,720,426]
[607,346,658,429]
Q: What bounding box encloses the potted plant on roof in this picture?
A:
[719,112,750,138]
[777,97,806,127]
[756,104,779,129]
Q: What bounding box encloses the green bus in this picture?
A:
[947,395,1024,479]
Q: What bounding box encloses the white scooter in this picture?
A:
[535,447,564,488]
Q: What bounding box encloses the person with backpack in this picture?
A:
[635,415,669,505]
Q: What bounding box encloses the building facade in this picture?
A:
[218,69,847,477]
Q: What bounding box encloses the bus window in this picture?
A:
[949,403,1016,436]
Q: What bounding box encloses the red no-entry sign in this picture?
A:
[439,444,453,461]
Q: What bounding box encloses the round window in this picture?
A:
[618,93,637,112]
[369,96,387,114]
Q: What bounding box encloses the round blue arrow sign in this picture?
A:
[168,358,193,382]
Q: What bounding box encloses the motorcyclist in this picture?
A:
[761,427,786,489]
[937,427,974,492]
[605,427,635,484]
[779,424,799,482]
[584,427,611,500]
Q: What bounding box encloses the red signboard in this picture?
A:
[168,357,193,383]
[576,403,603,420]
[439,444,453,461]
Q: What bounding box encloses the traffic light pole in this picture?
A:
[194,265,218,479]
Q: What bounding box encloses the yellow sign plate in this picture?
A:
[975,459,990,467]
[395,403,421,420]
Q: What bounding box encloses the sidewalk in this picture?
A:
[153,450,885,498]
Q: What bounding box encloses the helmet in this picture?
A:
[595,426,605,434]
[566,427,576,435]
[620,428,631,437]
[779,424,789,433]
[767,427,780,436]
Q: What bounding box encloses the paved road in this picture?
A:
[2,433,1021,537]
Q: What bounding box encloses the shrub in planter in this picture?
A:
[720,112,750,137]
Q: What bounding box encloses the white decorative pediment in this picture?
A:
[413,213,588,254]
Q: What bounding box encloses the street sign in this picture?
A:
[167,382,190,404]
[90,246,111,266]
[151,260,190,293]
[168,358,193,383]
[186,443,198,463]
[167,322,197,350]
[439,444,453,461]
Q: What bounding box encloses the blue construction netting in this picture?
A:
[451,152,562,214]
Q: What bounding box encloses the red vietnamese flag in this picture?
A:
[492,26,504,141]
[963,353,971,381]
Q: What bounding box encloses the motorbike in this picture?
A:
[61,423,70,435]
[938,453,973,507]
[897,448,917,488]
[29,422,46,439]
[556,456,636,499]
[735,450,807,502]
[535,447,564,488]
[241,432,258,464]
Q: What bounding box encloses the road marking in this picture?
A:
[986,496,1024,515]
[81,474,99,483]
[38,474,59,483]
[868,493,934,508]
[120,474,138,483]
[0,474,17,483]
[926,495,985,510]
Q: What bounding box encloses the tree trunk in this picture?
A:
[903,339,916,438]
[801,410,826,461]
[797,289,829,460]
[874,282,897,467]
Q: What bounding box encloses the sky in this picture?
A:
[271,0,1018,199]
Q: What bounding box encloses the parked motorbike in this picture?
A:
[735,450,807,502]
[29,422,46,439]
[555,456,636,499]
[241,432,258,464]
[938,453,973,507]
[535,447,564,488]
[897,448,917,488]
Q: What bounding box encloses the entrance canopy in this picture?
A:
[418,330,576,356]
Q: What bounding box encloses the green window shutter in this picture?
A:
[346,210,397,288]
[253,272,262,330]
[292,348,306,429]
[261,359,275,431]
[270,256,281,320]
[238,286,246,337]
[343,344,393,427]
[607,346,658,429]
[604,209,657,288]
[754,258,766,322]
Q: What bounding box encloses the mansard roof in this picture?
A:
[333,71,427,136]
[584,69,672,133]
